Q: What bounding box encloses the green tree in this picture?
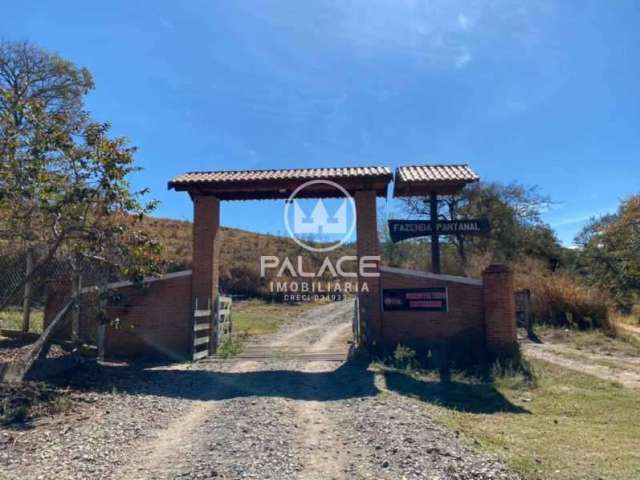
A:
[0,41,160,310]
[575,195,640,310]
[400,181,561,270]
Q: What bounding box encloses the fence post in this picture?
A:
[210,296,217,355]
[21,249,34,332]
[71,271,82,344]
[523,288,533,338]
[97,323,106,361]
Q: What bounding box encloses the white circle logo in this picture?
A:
[284,179,356,252]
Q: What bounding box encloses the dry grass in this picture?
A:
[232,299,318,337]
[0,308,44,333]
[612,307,640,327]
[513,258,610,330]
[141,216,356,296]
[421,360,640,480]
[141,216,304,270]
[0,382,72,426]
[535,325,640,357]
[466,255,618,332]
[466,255,616,332]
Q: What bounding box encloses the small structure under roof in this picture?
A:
[168,166,392,200]
[393,164,479,196]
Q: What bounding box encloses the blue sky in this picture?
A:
[2,0,639,245]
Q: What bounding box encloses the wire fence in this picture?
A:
[0,250,115,333]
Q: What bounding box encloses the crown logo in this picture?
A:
[293,199,349,234]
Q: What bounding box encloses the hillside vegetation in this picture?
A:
[384,186,640,331]
[141,216,355,296]
[143,189,639,328]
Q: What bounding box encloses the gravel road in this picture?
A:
[1,300,518,480]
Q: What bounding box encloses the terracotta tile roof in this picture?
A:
[395,164,479,183]
[394,164,479,196]
[169,166,392,187]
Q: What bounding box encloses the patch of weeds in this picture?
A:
[0,382,67,426]
[270,348,292,360]
[50,393,74,413]
[232,300,318,337]
[490,350,538,389]
[393,344,418,370]
[217,335,244,359]
[0,308,44,333]
[0,403,28,426]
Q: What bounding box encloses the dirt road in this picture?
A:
[1,301,517,480]
[522,338,640,389]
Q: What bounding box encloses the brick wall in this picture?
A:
[380,265,518,360]
[380,267,485,350]
[44,271,193,360]
[103,272,192,360]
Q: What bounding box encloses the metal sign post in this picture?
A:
[430,193,440,273]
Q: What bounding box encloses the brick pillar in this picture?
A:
[191,195,221,311]
[482,264,518,357]
[355,190,382,347]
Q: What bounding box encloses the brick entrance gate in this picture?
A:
[168,165,518,357]
[169,166,392,352]
[44,163,518,361]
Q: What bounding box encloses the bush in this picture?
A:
[393,344,418,370]
[216,335,243,359]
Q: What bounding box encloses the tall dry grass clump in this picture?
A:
[465,254,611,331]
[513,258,611,331]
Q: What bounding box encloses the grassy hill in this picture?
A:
[141,216,356,296]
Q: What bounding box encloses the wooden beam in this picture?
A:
[1,300,73,383]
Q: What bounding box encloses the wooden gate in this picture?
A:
[192,298,212,361]
[515,288,533,336]
[191,295,232,360]
[215,295,232,345]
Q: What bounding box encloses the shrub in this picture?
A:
[217,335,244,359]
[392,344,418,370]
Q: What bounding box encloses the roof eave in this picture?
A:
[168,174,392,200]
[393,178,478,197]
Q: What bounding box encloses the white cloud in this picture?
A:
[262,0,554,71]
[455,49,472,68]
[457,13,470,30]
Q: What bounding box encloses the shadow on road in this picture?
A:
[50,357,528,415]
[382,370,530,414]
[58,357,378,402]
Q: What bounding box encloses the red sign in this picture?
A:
[382,288,448,312]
